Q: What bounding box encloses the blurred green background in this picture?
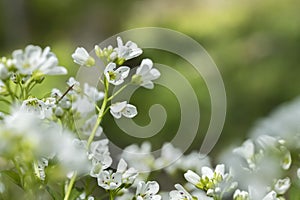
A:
[1,0,300,158]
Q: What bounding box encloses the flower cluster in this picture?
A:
[1,37,300,200]
[0,38,163,200]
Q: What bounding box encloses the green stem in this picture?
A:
[109,190,114,200]
[18,82,24,100]
[63,171,77,200]
[23,77,35,100]
[12,159,24,188]
[27,82,38,94]
[87,78,109,149]
[4,81,15,102]
[107,83,129,102]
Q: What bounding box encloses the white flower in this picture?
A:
[184,170,201,186]
[84,83,104,101]
[201,164,225,180]
[56,136,90,173]
[132,59,160,89]
[233,139,256,169]
[115,36,142,61]
[89,139,112,177]
[67,77,81,92]
[104,62,130,85]
[169,184,193,200]
[297,168,300,179]
[262,191,278,200]
[97,170,122,190]
[178,151,211,174]
[185,164,234,197]
[233,189,249,200]
[110,101,137,119]
[12,45,67,75]
[81,115,103,137]
[0,63,9,80]
[51,88,62,99]
[20,98,47,119]
[136,181,161,200]
[72,47,95,67]
[117,158,138,185]
[121,142,155,172]
[249,97,300,149]
[274,177,290,195]
[155,143,182,173]
[1,111,89,173]
[89,139,112,164]
[34,158,48,181]
[256,135,279,150]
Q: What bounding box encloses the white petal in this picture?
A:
[141,81,154,89]
[184,170,200,185]
[274,177,291,195]
[136,181,146,195]
[201,166,214,179]
[136,64,148,76]
[76,47,89,57]
[169,190,181,200]
[128,49,143,60]
[44,66,67,75]
[122,104,137,118]
[117,158,127,173]
[281,150,292,170]
[150,68,161,79]
[116,66,130,79]
[215,164,225,176]
[151,195,161,200]
[257,135,278,150]
[137,59,153,75]
[72,47,89,65]
[146,181,160,194]
[110,110,122,119]
[105,62,116,72]
[262,191,277,200]
[110,101,127,113]
[102,155,113,169]
[110,78,124,86]
[117,37,124,48]
[233,139,255,160]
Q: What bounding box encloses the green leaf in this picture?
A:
[46,186,62,200]
[69,187,83,200]
[1,170,22,188]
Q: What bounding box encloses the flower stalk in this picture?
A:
[64,172,77,200]
[87,77,109,149]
